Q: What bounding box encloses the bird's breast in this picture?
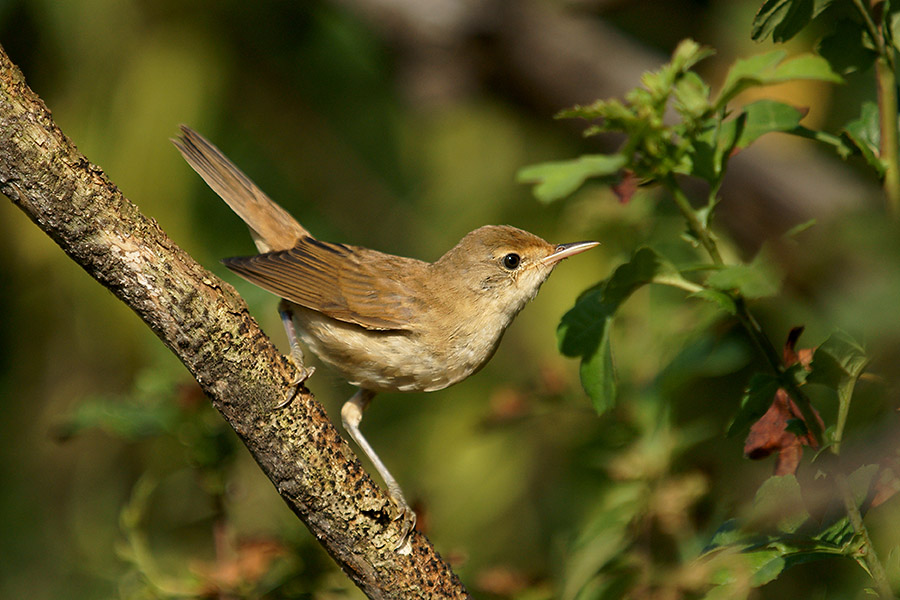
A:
[289,302,508,393]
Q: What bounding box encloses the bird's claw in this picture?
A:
[275,361,315,409]
[388,496,417,554]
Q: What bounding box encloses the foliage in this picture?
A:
[4,1,900,599]
[519,3,900,597]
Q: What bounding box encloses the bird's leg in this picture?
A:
[341,388,417,551]
[275,300,315,408]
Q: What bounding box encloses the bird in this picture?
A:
[173,125,598,549]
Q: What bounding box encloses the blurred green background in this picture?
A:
[1,1,898,598]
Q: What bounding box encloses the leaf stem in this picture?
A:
[851,0,886,57]
[664,176,724,265]
[836,472,895,598]
[664,176,824,445]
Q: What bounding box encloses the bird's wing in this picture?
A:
[222,236,421,331]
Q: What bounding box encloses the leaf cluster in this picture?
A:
[518,39,840,203]
[519,7,900,596]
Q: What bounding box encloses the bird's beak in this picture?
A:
[541,240,600,266]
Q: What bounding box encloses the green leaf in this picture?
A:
[807,332,868,440]
[690,288,737,314]
[746,550,788,586]
[770,53,843,83]
[748,475,810,534]
[734,99,806,149]
[689,100,805,180]
[843,102,886,176]
[559,247,683,412]
[579,322,617,414]
[728,373,781,437]
[671,38,717,73]
[517,154,627,203]
[752,0,835,43]
[706,249,782,299]
[818,19,877,75]
[808,330,868,389]
[716,51,842,110]
[674,71,712,118]
[717,50,788,107]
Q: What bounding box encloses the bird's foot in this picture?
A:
[274,354,315,409]
[389,496,417,554]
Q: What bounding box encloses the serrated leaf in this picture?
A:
[734,99,805,149]
[517,154,627,203]
[808,330,868,388]
[718,50,788,107]
[752,0,835,43]
[728,373,782,437]
[716,51,842,110]
[843,102,886,176]
[771,53,843,83]
[807,332,868,441]
[559,247,683,412]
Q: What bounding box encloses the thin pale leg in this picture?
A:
[275,300,315,408]
[341,388,416,550]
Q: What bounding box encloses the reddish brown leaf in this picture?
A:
[744,327,823,475]
[612,169,639,204]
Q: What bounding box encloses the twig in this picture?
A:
[0,42,469,600]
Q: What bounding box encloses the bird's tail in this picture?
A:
[173,125,307,252]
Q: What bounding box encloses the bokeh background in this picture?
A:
[1,1,898,598]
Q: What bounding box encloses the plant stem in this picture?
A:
[665,177,824,444]
[851,0,900,217]
[665,177,724,265]
[837,472,895,599]
[875,56,900,218]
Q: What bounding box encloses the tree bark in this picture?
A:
[0,43,469,600]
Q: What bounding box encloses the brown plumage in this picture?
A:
[173,125,598,550]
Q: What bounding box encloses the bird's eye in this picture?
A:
[502,253,521,270]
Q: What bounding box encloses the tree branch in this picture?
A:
[0,43,468,599]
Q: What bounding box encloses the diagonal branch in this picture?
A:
[0,43,468,599]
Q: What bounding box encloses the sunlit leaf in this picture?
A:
[674,71,712,118]
[734,99,806,149]
[517,154,627,203]
[716,51,842,110]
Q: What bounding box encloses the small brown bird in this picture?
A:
[173,126,597,548]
